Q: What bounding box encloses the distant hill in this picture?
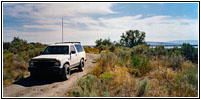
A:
[167,40,198,45]
[146,40,198,46]
[146,41,178,46]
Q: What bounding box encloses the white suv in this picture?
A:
[28,42,86,80]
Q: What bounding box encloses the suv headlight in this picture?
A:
[29,61,34,66]
[55,61,61,66]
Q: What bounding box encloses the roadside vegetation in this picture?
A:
[67,30,198,97]
[3,37,47,86]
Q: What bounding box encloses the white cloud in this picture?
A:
[67,17,99,26]
[5,15,197,45]
[4,3,115,18]
[23,24,61,31]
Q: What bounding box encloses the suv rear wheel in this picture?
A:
[78,59,84,71]
[61,64,71,80]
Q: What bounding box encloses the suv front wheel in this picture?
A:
[61,64,71,80]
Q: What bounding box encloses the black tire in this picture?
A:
[61,64,71,80]
[78,59,84,71]
[30,72,37,79]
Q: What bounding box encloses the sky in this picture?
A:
[3,3,198,45]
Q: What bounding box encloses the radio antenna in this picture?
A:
[62,18,63,42]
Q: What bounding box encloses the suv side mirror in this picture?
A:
[71,51,76,54]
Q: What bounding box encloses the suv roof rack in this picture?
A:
[55,42,81,44]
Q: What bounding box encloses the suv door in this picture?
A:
[70,45,78,66]
[74,44,84,61]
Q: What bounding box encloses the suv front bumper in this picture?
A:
[28,66,63,76]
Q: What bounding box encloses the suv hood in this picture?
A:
[32,55,69,61]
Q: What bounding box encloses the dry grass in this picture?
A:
[84,46,99,54]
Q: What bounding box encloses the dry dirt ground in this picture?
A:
[3,53,98,97]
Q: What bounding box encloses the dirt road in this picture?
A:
[3,53,98,97]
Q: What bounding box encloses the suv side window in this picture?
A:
[75,44,84,52]
[70,46,76,54]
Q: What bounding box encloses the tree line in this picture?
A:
[94,29,197,63]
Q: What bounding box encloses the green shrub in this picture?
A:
[130,55,151,76]
[3,72,9,81]
[114,47,130,65]
[100,72,113,79]
[168,47,181,55]
[95,38,113,47]
[5,67,15,79]
[97,44,107,52]
[74,75,98,97]
[100,52,118,71]
[100,72,113,84]
[193,48,198,64]
[137,77,150,97]
[73,73,113,97]
[181,43,194,59]
[181,43,198,63]
[102,91,110,97]
[168,66,198,96]
[168,54,184,70]
[131,44,149,55]
[108,44,116,52]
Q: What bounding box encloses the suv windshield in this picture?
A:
[43,46,69,54]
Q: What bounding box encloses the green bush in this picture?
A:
[181,43,198,63]
[100,52,118,71]
[100,72,113,84]
[95,38,113,47]
[73,74,98,97]
[130,55,151,76]
[131,44,149,55]
[97,44,107,52]
[114,47,130,65]
[168,47,181,56]
[168,66,198,96]
[73,74,112,97]
[168,54,184,70]
[3,72,9,81]
[5,67,15,80]
[108,44,116,52]
[146,46,167,56]
[137,77,150,97]
[193,48,198,63]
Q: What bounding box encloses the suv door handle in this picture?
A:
[75,54,77,56]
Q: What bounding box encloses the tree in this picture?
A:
[3,42,11,50]
[181,43,197,63]
[95,38,113,47]
[120,30,146,48]
[12,37,27,44]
